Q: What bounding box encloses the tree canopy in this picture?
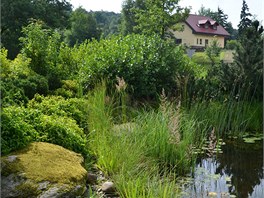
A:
[64,7,100,46]
[121,0,189,38]
[1,0,72,59]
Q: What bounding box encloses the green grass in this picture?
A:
[86,83,203,197]
[186,99,263,137]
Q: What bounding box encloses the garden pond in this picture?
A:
[180,134,263,198]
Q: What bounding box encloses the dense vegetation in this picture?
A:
[1,0,263,197]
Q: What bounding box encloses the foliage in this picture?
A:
[187,100,263,136]
[19,21,64,90]
[233,20,263,100]
[205,39,221,66]
[0,48,49,106]
[1,95,90,156]
[54,80,79,98]
[93,11,121,37]
[214,7,228,28]
[225,40,239,50]
[1,106,38,154]
[87,83,200,196]
[76,34,185,99]
[64,7,100,46]
[238,0,252,35]
[120,0,146,35]
[121,0,189,38]
[198,5,215,19]
[28,95,90,133]
[34,114,88,156]
[1,0,72,59]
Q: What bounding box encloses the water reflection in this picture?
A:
[182,140,263,198]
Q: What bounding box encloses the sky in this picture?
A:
[69,0,263,28]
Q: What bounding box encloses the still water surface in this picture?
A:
[181,139,263,198]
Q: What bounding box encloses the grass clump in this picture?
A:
[87,83,201,196]
[187,99,262,137]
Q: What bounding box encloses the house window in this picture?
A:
[176,39,182,44]
[205,24,209,29]
[205,39,209,46]
[213,25,217,30]
[200,39,202,45]
[197,38,199,44]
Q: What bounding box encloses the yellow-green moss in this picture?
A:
[2,142,87,185]
[15,181,40,198]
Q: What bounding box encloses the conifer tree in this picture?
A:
[234,20,263,100]
[215,7,228,29]
[238,0,252,35]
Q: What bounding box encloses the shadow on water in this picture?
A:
[181,139,263,198]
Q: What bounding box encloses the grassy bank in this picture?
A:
[86,84,207,197]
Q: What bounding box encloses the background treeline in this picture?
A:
[1,0,121,59]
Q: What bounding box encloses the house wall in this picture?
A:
[171,22,226,48]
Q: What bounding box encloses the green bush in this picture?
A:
[28,95,90,132]
[54,80,79,98]
[76,34,184,99]
[191,52,211,65]
[34,114,88,156]
[0,49,49,106]
[226,40,239,50]
[1,106,38,154]
[1,96,90,156]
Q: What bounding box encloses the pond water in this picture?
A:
[180,138,263,198]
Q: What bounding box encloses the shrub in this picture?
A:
[54,80,79,98]
[226,40,239,50]
[76,34,184,99]
[34,114,88,156]
[1,106,38,154]
[28,95,90,133]
[0,49,49,106]
[1,96,90,156]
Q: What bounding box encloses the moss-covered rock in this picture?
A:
[1,142,88,198]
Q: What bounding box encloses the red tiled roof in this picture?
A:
[185,14,230,37]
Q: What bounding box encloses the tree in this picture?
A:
[120,0,146,35]
[1,0,72,59]
[214,7,228,29]
[93,11,121,37]
[234,20,263,100]
[198,5,215,19]
[120,0,189,38]
[205,39,221,67]
[19,21,63,90]
[238,0,252,35]
[135,0,189,38]
[64,7,100,46]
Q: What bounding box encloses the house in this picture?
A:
[171,14,230,49]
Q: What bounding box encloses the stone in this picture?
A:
[7,155,17,163]
[1,142,88,198]
[101,181,115,193]
[208,191,218,197]
[87,173,98,184]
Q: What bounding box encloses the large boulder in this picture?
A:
[1,142,88,198]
